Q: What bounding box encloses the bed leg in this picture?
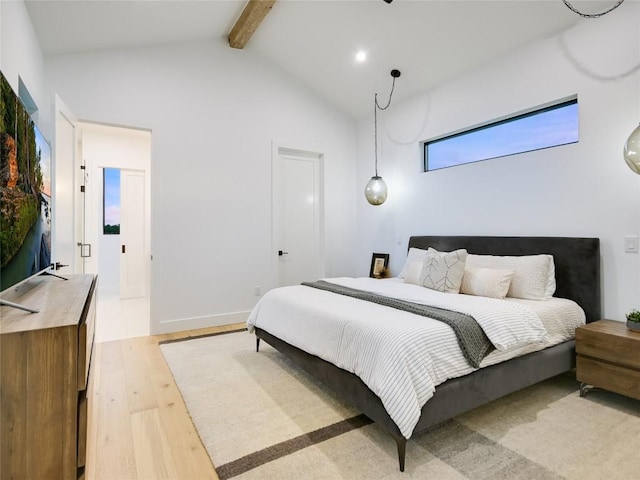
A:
[256,337,260,352]
[395,437,406,472]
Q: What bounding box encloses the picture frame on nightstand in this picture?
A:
[370,253,389,278]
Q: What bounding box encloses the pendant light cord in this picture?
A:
[374,75,397,177]
[562,0,624,18]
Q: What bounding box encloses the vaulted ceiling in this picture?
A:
[24,0,620,119]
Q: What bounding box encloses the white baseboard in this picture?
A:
[152,310,250,335]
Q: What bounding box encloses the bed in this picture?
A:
[248,236,601,471]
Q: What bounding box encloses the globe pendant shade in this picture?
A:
[624,124,640,174]
[365,176,388,205]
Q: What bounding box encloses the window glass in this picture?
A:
[103,168,120,235]
[424,99,578,171]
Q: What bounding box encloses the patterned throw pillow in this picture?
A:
[419,248,468,294]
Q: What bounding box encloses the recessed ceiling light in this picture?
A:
[355,51,367,63]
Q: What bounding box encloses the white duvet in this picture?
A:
[246,277,585,439]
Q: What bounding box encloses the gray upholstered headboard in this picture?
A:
[407,236,601,323]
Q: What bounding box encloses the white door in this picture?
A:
[54,96,84,273]
[120,169,146,298]
[273,148,324,287]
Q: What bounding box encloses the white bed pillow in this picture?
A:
[465,253,556,300]
[402,261,424,285]
[419,248,468,294]
[398,247,428,279]
[460,266,514,299]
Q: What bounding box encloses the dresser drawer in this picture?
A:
[77,388,88,468]
[78,277,97,391]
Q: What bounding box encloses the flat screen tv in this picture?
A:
[0,71,54,308]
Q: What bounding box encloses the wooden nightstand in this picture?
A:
[576,319,640,400]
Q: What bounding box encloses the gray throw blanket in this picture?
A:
[301,280,494,368]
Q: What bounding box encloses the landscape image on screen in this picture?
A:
[0,72,52,291]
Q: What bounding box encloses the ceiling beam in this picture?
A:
[228,0,276,49]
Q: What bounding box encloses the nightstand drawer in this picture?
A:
[576,322,640,370]
[577,356,640,400]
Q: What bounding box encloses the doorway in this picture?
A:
[272,146,325,287]
[80,123,151,342]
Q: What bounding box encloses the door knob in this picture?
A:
[278,250,289,256]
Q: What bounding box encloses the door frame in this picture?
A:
[271,143,325,288]
[80,122,152,301]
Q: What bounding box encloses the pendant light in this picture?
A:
[624,123,640,174]
[365,69,401,206]
[562,0,624,18]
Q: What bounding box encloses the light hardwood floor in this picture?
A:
[85,323,245,479]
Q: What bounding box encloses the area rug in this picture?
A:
[160,331,640,480]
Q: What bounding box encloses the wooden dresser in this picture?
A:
[576,319,640,400]
[0,274,97,480]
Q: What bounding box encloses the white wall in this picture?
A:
[45,40,357,333]
[356,7,640,321]
[0,0,47,132]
